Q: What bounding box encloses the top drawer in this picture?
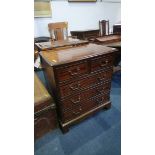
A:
[54,61,88,83]
[91,54,114,72]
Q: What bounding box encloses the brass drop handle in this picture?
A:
[72,111,80,115]
[100,60,109,67]
[72,106,82,115]
[96,97,104,104]
[71,96,81,104]
[97,75,106,82]
[96,89,102,94]
[69,66,80,76]
[69,82,81,90]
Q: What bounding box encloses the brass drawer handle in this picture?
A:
[72,107,82,115]
[69,82,81,90]
[97,76,106,82]
[96,89,103,94]
[68,66,80,76]
[71,96,81,104]
[96,85,110,94]
[100,60,109,67]
[72,111,80,115]
[96,97,104,104]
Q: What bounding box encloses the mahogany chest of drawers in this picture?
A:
[40,44,116,133]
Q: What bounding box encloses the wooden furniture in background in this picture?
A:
[34,73,57,139]
[34,36,50,54]
[48,22,69,41]
[40,44,116,133]
[34,37,51,70]
[34,37,50,43]
[103,42,121,73]
[70,29,100,40]
[35,39,89,51]
[93,35,121,72]
[99,20,109,36]
[113,24,121,35]
[94,34,121,44]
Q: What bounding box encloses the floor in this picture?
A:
[35,71,121,155]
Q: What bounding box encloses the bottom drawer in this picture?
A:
[61,94,110,123]
[34,108,57,140]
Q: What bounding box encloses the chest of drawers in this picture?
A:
[40,44,116,133]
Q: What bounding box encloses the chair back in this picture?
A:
[99,20,109,36]
[48,22,68,41]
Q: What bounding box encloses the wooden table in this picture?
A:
[70,29,100,40]
[40,44,117,133]
[35,39,89,51]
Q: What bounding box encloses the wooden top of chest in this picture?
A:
[40,43,116,66]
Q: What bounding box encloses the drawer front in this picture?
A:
[55,61,88,83]
[59,70,112,98]
[91,54,114,72]
[61,95,110,122]
[60,83,111,111]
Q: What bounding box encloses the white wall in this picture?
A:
[34,1,121,37]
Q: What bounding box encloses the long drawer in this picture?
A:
[59,82,111,111]
[61,94,110,122]
[58,69,112,98]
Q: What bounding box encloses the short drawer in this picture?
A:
[55,61,88,83]
[59,70,113,98]
[61,94,110,122]
[91,54,114,72]
[60,83,111,110]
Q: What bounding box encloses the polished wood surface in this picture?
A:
[40,44,116,66]
[35,39,88,51]
[40,44,116,133]
[34,73,57,139]
[70,29,100,40]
